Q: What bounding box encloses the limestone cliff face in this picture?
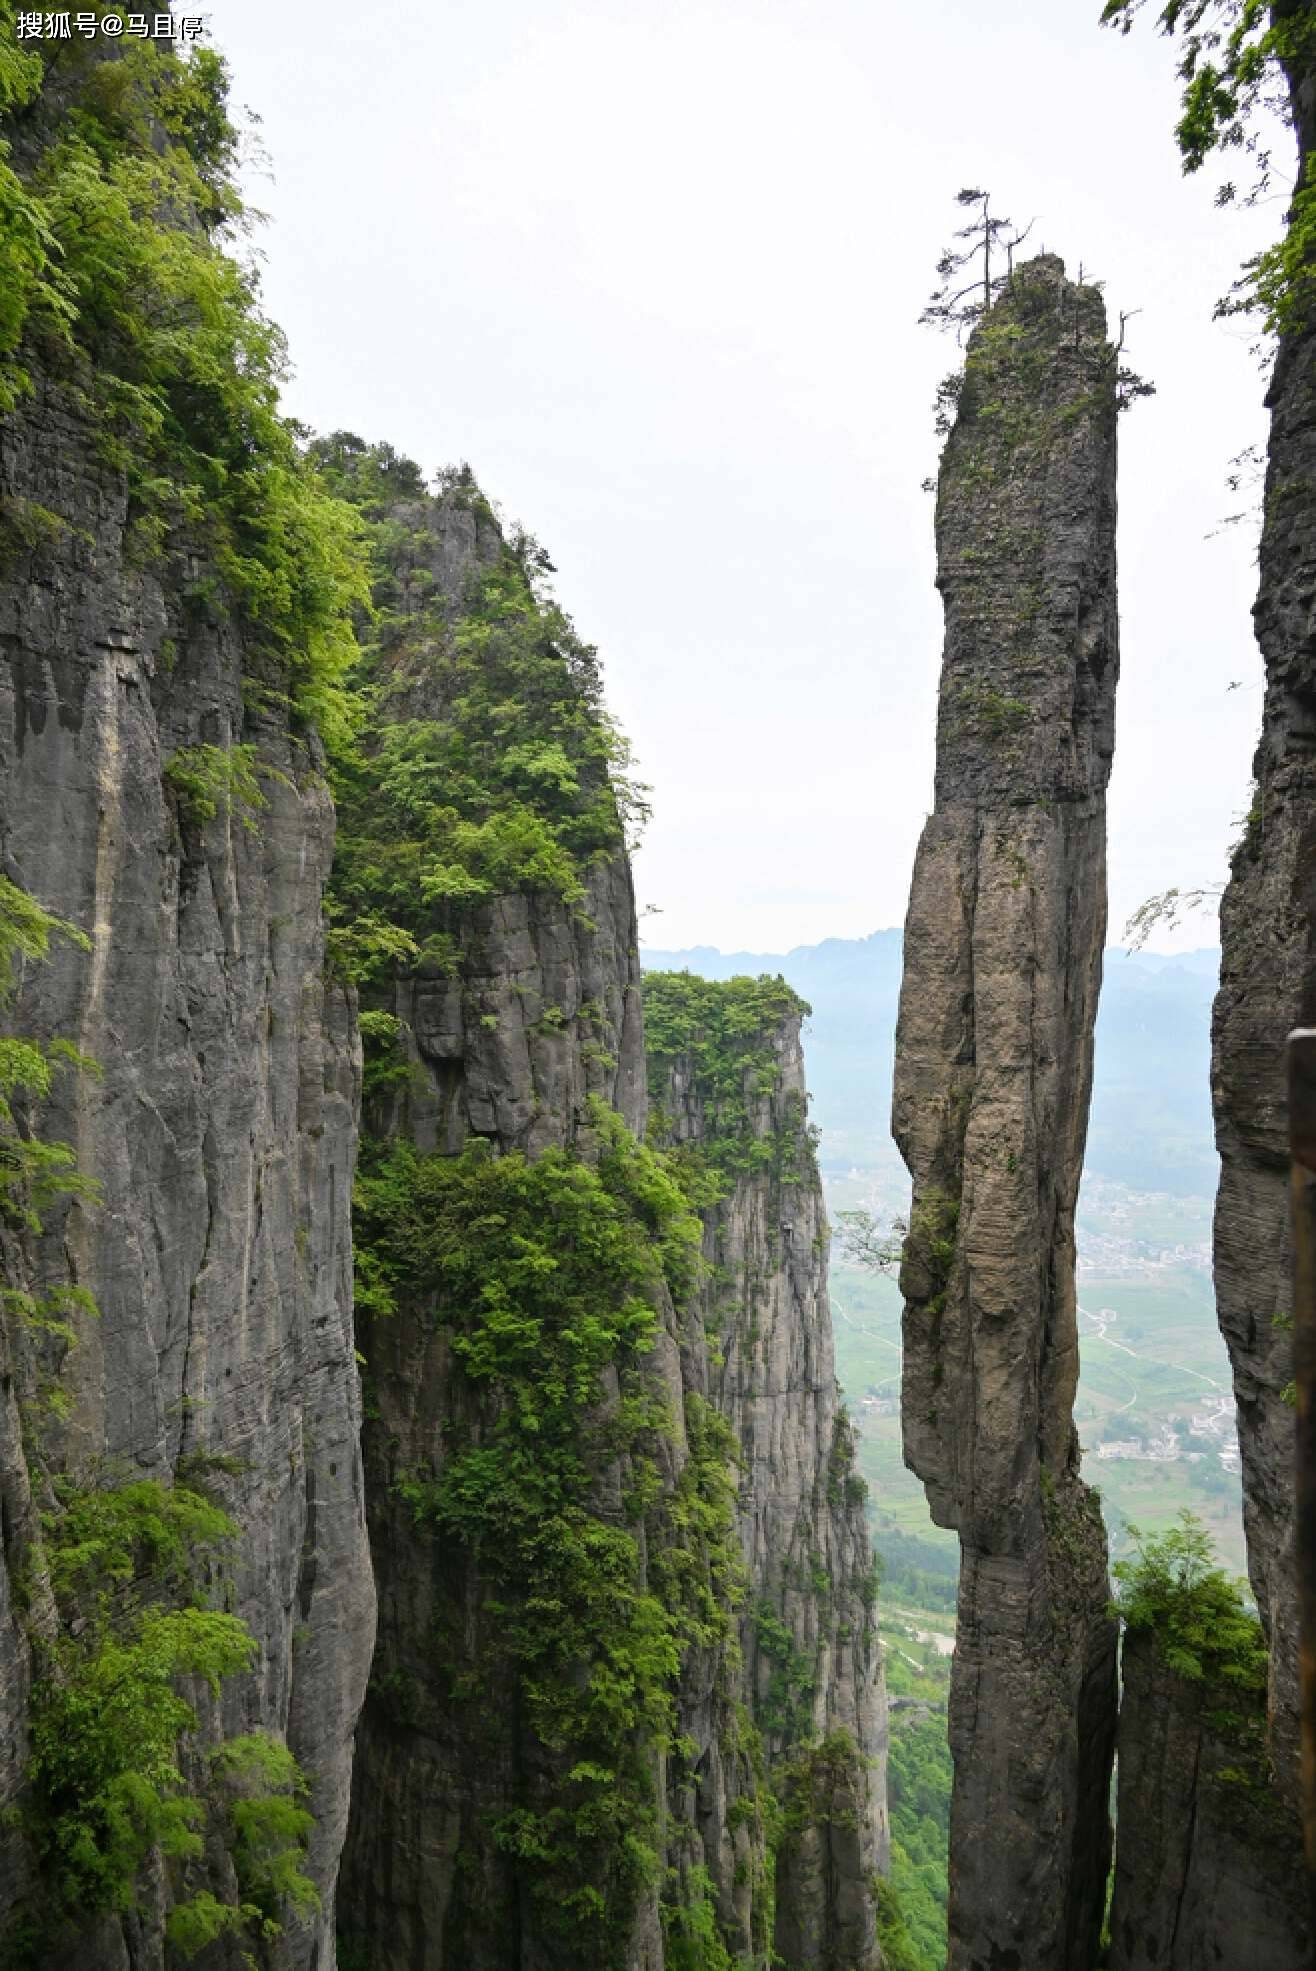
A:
[1208,11,1316,1847]
[646,972,888,1971]
[891,256,1119,1971]
[0,373,375,1965]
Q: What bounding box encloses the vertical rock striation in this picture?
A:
[0,372,375,1966]
[891,256,1119,1971]
[645,971,888,1971]
[329,470,671,1971]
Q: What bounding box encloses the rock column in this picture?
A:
[891,256,1120,1971]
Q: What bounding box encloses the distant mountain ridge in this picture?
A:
[641,935,1218,1196]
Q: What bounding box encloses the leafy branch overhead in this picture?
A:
[1101,0,1316,337]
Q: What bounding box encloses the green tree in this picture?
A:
[919,187,1034,338]
[1110,1510,1267,1688]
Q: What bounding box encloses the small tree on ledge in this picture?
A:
[919,187,1035,339]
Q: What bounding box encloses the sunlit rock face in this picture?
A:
[891,254,1119,1971]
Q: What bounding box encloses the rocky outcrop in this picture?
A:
[1208,6,1316,1853]
[645,971,888,1970]
[890,256,1120,1971]
[0,370,375,1964]
[327,472,669,1971]
[1108,1632,1306,1970]
[331,471,890,1970]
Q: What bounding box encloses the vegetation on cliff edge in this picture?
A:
[313,432,647,982]
[642,970,816,1181]
[0,4,370,747]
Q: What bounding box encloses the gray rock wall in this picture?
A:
[0,373,376,1966]
[335,487,889,1970]
[327,480,670,1969]
[891,256,1120,1971]
[1209,21,1316,1843]
[1108,1633,1307,1971]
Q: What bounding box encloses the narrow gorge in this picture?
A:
[2,8,1315,1971]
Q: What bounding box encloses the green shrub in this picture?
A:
[1111,1511,1266,1690]
[210,1732,319,1932]
[43,1476,235,1606]
[0,877,100,1414]
[163,743,266,831]
[751,1602,816,1743]
[22,1476,317,1956]
[29,1604,256,1915]
[0,877,97,1235]
[660,1861,737,1971]
[317,440,647,971]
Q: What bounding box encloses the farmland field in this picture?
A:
[828,1215,1247,1576]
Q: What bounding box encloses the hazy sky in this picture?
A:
[206,0,1284,953]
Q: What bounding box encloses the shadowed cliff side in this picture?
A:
[645,970,888,1971]
[891,255,1120,1971]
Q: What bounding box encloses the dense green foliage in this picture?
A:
[885,1719,953,1971]
[642,970,815,1179]
[311,434,645,980]
[659,1860,738,1971]
[751,1599,819,1742]
[210,1733,320,1937]
[19,1478,316,1960]
[1111,1510,1266,1690]
[354,1099,751,1948]
[1102,0,1316,335]
[0,8,370,745]
[876,1874,930,1971]
[163,742,267,831]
